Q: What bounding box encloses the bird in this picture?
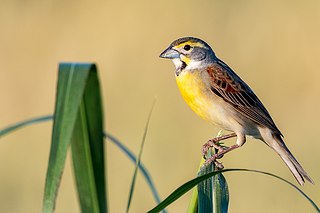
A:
[159,37,313,185]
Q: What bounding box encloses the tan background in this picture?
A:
[0,0,319,212]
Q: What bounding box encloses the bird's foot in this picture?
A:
[202,139,226,159]
[202,133,237,159]
[203,155,225,170]
[202,142,240,170]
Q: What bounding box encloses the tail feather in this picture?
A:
[267,134,313,185]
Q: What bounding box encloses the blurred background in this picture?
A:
[0,0,319,212]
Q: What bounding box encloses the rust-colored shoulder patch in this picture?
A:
[206,64,241,93]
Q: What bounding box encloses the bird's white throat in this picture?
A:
[171,58,183,70]
[185,60,203,70]
[171,58,204,71]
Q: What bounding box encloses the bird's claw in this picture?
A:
[202,140,228,159]
[202,154,224,170]
[202,139,228,159]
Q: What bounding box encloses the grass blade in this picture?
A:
[71,102,100,212]
[106,133,164,209]
[42,63,107,213]
[197,163,229,213]
[126,100,156,213]
[0,115,163,211]
[1,118,317,212]
[71,65,106,213]
[43,63,90,212]
[148,169,319,213]
[187,186,198,213]
[211,171,229,213]
[0,115,53,138]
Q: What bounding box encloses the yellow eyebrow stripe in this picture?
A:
[176,41,205,48]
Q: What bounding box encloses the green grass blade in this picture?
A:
[0,115,163,211]
[71,101,100,212]
[71,102,100,212]
[1,113,317,212]
[187,156,229,213]
[106,133,165,211]
[126,100,156,213]
[0,115,53,138]
[197,163,214,213]
[42,63,107,213]
[211,171,229,213]
[71,65,107,213]
[148,168,319,213]
[43,63,90,212]
[230,169,319,212]
[187,187,198,213]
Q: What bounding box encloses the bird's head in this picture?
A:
[160,37,216,75]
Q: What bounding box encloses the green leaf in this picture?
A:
[148,169,319,213]
[42,63,107,213]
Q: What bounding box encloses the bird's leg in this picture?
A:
[204,144,240,166]
[202,132,237,159]
[203,134,246,167]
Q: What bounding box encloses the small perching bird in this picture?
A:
[160,37,313,185]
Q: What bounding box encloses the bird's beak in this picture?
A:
[159,47,180,59]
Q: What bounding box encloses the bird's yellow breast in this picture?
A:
[176,70,214,121]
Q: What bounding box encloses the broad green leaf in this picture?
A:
[42,63,107,213]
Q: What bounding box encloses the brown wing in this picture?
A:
[207,59,283,136]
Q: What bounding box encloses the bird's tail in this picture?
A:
[266,134,313,185]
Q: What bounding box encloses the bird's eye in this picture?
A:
[183,44,191,51]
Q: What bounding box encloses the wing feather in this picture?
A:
[207,59,283,136]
